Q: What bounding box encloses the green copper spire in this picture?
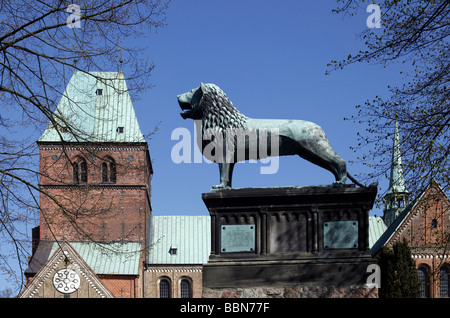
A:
[39,71,145,143]
[383,120,409,226]
[387,120,408,195]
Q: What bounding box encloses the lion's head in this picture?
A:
[177,83,247,131]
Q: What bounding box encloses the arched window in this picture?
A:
[159,278,171,298]
[101,162,108,183]
[110,159,116,183]
[101,157,116,183]
[73,162,79,183]
[180,279,192,298]
[73,157,87,184]
[439,266,449,297]
[417,266,429,298]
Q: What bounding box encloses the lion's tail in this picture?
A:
[347,172,365,188]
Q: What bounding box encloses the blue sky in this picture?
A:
[131,0,404,217]
[1,0,412,294]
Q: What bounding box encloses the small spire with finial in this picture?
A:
[118,45,123,73]
[383,119,409,226]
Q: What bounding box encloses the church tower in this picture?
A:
[383,120,409,227]
[36,71,152,244]
[21,71,153,298]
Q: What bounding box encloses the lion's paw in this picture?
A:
[332,181,345,188]
[212,184,230,190]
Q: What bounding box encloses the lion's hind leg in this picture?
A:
[293,135,347,185]
[319,147,347,185]
[314,140,347,185]
[332,157,347,186]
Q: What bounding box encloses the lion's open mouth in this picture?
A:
[179,101,192,111]
[178,101,193,119]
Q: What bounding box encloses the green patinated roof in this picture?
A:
[39,71,145,143]
[147,215,211,265]
[26,241,143,276]
[387,121,408,195]
[368,216,387,249]
[50,242,142,275]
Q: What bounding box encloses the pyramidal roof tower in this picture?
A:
[25,70,153,298]
[383,120,409,226]
[39,71,145,143]
[36,70,152,243]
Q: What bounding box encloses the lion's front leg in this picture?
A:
[213,162,235,189]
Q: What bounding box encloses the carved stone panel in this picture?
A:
[269,212,308,253]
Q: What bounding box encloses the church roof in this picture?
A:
[147,215,211,265]
[26,241,142,276]
[370,201,415,256]
[368,216,387,248]
[38,71,145,143]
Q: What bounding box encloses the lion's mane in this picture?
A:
[199,84,248,133]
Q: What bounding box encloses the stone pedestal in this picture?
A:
[202,184,378,298]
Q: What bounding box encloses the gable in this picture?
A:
[403,181,449,248]
[372,181,450,254]
[20,241,114,298]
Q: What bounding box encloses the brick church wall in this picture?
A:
[39,187,148,242]
[100,275,139,298]
[384,182,450,298]
[144,266,204,298]
[38,143,151,242]
[388,185,449,248]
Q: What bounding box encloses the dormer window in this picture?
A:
[96,89,103,96]
[169,247,177,255]
[117,127,124,134]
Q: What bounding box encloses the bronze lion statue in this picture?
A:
[177,83,361,189]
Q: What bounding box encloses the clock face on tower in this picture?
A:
[53,268,81,294]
